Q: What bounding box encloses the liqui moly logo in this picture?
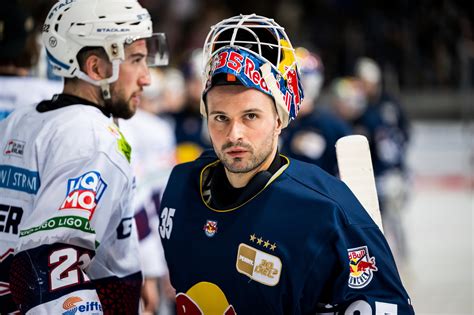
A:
[59,171,107,218]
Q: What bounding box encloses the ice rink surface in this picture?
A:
[399,121,473,314]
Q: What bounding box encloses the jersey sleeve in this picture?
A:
[10,134,142,314]
[302,223,414,314]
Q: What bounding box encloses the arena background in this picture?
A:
[13,0,474,314]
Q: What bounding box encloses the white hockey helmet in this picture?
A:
[355,57,381,84]
[201,14,304,128]
[42,0,168,89]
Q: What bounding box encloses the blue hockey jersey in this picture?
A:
[353,93,410,177]
[159,154,414,314]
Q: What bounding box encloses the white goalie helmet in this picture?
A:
[42,0,168,89]
[201,14,304,128]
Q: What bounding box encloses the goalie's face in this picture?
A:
[207,85,282,185]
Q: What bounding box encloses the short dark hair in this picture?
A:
[77,46,109,71]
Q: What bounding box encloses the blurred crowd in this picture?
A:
[1,0,471,313]
[145,0,474,90]
[9,0,474,91]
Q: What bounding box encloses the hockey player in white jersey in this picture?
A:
[0,0,168,314]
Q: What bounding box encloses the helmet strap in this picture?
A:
[101,83,112,100]
[75,59,121,98]
[261,63,289,128]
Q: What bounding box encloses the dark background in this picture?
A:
[22,0,474,119]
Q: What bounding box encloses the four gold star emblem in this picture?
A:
[249,234,277,251]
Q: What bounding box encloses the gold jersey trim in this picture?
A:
[199,154,290,213]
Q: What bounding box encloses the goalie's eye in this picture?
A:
[214,114,228,122]
[244,113,258,120]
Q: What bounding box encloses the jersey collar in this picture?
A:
[36,93,112,117]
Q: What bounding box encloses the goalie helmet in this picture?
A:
[201,14,304,128]
[42,0,168,87]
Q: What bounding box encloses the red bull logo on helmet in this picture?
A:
[284,66,301,119]
[204,47,303,122]
[348,245,378,289]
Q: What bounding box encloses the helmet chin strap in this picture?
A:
[76,59,121,100]
[101,83,112,100]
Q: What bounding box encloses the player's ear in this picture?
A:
[275,115,282,136]
[84,54,110,80]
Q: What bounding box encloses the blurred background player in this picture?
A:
[330,76,368,125]
[170,48,212,164]
[0,0,62,121]
[354,57,411,264]
[119,68,177,314]
[280,47,352,176]
[150,66,187,115]
[0,0,168,313]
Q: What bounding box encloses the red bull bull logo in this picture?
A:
[348,245,378,289]
[203,220,218,237]
[176,282,236,315]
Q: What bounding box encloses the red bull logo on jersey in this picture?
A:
[59,171,107,218]
[62,296,102,315]
[348,245,378,289]
[176,282,236,315]
[203,220,218,237]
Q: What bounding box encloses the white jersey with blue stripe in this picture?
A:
[0,99,141,314]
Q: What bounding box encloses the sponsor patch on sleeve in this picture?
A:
[348,245,378,289]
